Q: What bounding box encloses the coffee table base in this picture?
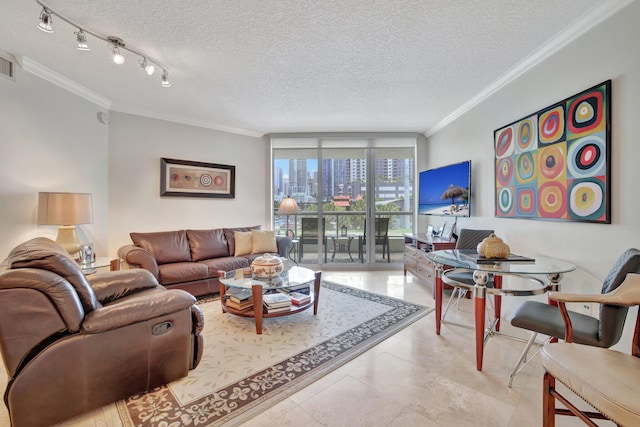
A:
[220,271,322,334]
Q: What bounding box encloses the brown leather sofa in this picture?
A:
[117,227,292,297]
[0,238,205,427]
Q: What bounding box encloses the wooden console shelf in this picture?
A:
[404,233,457,294]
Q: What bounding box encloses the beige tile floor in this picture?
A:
[241,270,607,427]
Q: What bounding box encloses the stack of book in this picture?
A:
[288,291,311,306]
[225,289,253,311]
[262,292,292,313]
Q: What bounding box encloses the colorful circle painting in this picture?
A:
[539,145,565,180]
[496,157,514,186]
[495,127,515,158]
[517,117,536,151]
[568,178,605,221]
[515,187,536,216]
[497,187,514,216]
[538,105,565,144]
[537,181,567,218]
[567,90,604,137]
[515,152,536,184]
[567,134,605,178]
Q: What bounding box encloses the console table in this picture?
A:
[404,233,456,292]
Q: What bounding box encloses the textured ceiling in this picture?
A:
[0,0,625,136]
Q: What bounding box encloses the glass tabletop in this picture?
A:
[219,265,316,291]
[426,250,576,274]
[78,257,113,272]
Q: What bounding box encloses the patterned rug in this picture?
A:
[117,281,432,426]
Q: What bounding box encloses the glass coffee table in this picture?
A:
[217,266,321,334]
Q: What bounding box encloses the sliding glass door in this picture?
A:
[272,134,415,266]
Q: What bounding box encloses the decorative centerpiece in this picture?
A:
[250,253,284,280]
[476,233,511,259]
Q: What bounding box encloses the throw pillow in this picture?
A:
[251,230,277,254]
[234,231,253,256]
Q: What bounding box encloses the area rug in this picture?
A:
[115,281,432,426]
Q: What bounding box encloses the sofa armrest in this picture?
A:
[117,245,160,280]
[276,236,292,258]
[87,269,160,304]
[82,289,196,333]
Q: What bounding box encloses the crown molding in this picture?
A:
[425,0,634,137]
[16,56,112,109]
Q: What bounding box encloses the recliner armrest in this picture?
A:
[87,269,160,304]
[82,289,196,333]
[549,273,640,306]
[117,245,160,280]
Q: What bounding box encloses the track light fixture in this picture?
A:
[161,71,171,87]
[108,37,126,65]
[75,29,89,51]
[139,58,155,76]
[35,0,171,87]
[37,7,53,33]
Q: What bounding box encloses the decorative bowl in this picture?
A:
[477,233,510,259]
[250,253,284,279]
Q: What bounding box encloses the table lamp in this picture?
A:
[38,192,93,258]
[277,196,299,237]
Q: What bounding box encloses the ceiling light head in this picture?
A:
[161,71,171,87]
[75,30,90,51]
[37,7,53,33]
[107,36,125,64]
[139,58,155,76]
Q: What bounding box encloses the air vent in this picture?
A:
[0,56,15,81]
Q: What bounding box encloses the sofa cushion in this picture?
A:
[234,231,253,256]
[223,226,260,257]
[130,230,191,264]
[186,229,230,261]
[198,257,250,276]
[158,262,209,285]
[252,230,277,254]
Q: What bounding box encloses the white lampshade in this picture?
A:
[38,192,93,257]
[277,197,300,215]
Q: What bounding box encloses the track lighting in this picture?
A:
[75,30,89,51]
[37,7,53,33]
[108,37,126,65]
[139,58,155,76]
[161,71,171,87]
[35,0,171,87]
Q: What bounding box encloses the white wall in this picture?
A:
[0,61,109,258]
[422,2,640,349]
[108,112,268,254]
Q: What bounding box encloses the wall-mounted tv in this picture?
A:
[418,160,471,216]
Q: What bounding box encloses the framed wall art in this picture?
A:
[161,157,235,198]
[493,80,611,223]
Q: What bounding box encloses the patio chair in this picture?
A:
[361,217,390,262]
[299,217,327,263]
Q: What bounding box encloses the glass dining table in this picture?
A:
[426,249,576,371]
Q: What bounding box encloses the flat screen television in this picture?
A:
[418,160,471,216]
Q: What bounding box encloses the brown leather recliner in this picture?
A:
[0,238,205,427]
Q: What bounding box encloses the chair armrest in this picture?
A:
[549,273,640,306]
[87,269,159,304]
[82,289,196,333]
[117,245,160,280]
